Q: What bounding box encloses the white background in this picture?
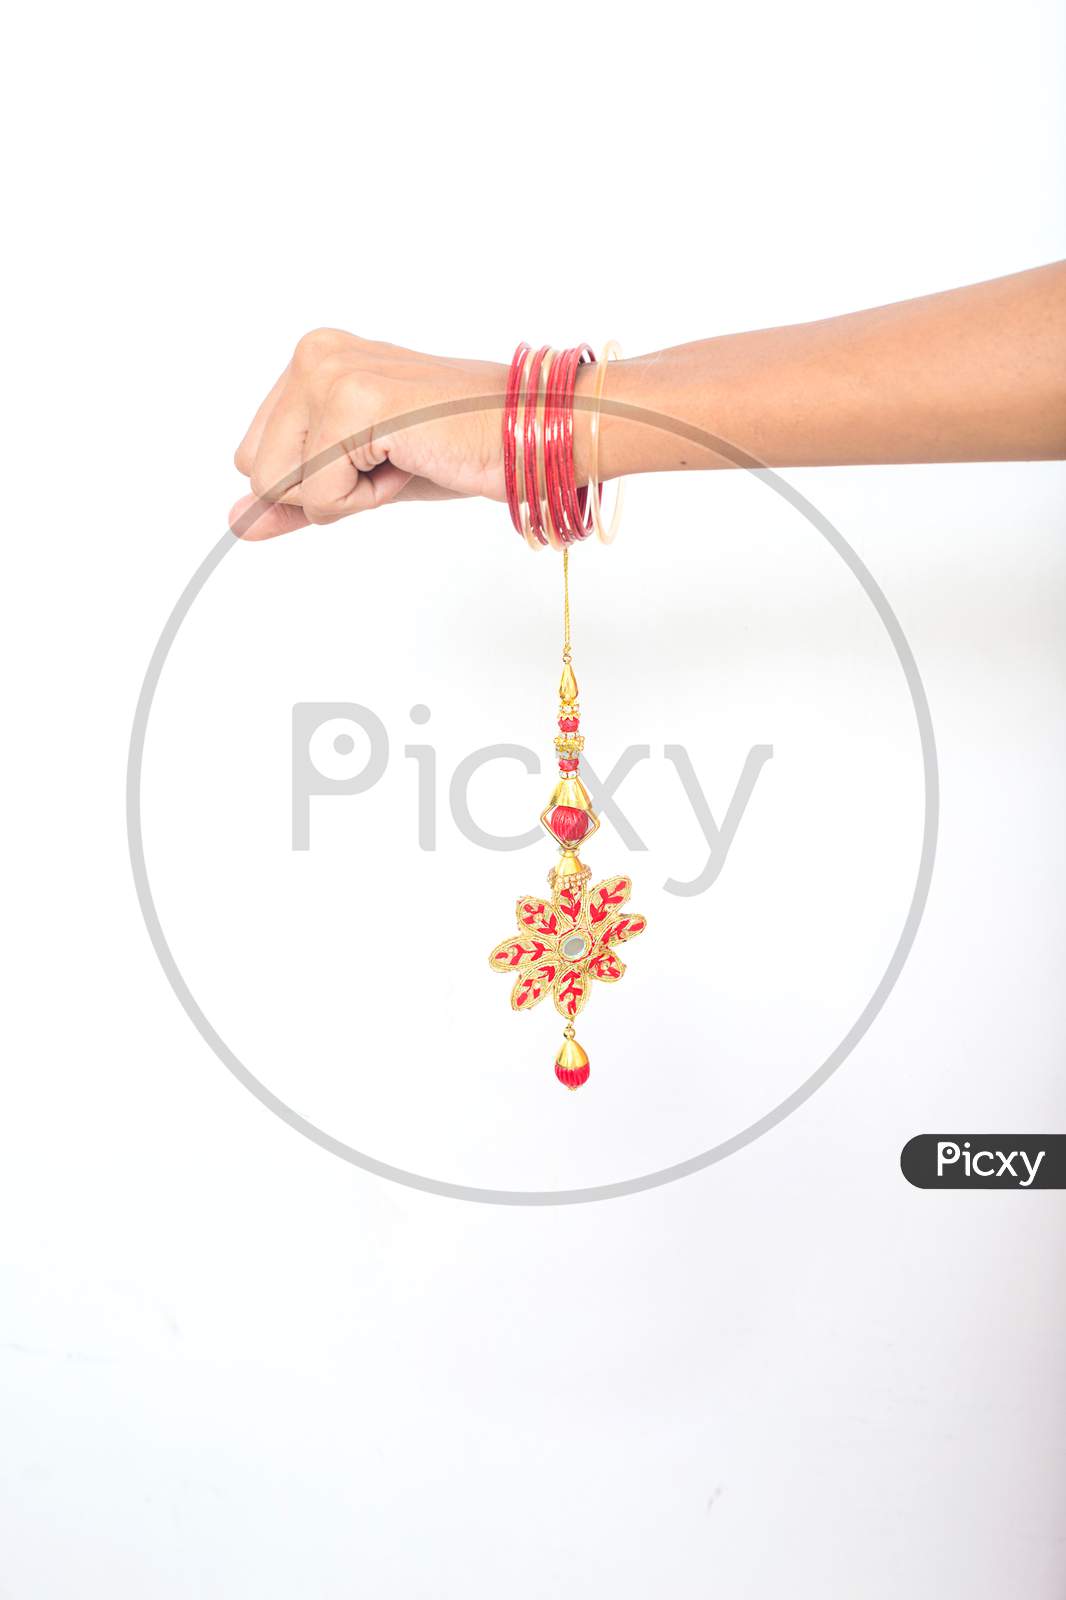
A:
[2,1,1065,1594]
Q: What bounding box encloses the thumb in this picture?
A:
[230,493,309,541]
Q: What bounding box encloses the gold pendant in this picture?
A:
[488,551,646,1091]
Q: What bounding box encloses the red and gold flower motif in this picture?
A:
[488,874,647,1020]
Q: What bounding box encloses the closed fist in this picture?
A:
[231,330,509,539]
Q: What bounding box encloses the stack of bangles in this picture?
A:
[503,341,624,549]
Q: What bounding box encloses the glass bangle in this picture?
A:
[586,339,624,545]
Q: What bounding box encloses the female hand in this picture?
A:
[231,266,1066,541]
[230,330,510,540]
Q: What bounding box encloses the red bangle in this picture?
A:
[522,344,552,548]
[543,346,590,544]
[503,341,531,536]
[543,349,572,544]
[503,339,617,549]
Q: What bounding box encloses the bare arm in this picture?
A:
[231,264,1066,540]
[586,262,1066,478]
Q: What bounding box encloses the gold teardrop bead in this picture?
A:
[556,1037,589,1072]
[554,1035,591,1091]
[559,661,579,704]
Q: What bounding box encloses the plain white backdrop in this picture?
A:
[2,0,1064,1594]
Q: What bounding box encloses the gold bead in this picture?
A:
[556,1037,588,1071]
[548,775,594,812]
[559,661,579,704]
[554,1034,591,1090]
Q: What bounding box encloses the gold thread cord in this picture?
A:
[562,547,571,663]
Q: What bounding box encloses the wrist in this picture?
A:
[572,356,630,486]
[572,347,744,484]
[571,351,699,484]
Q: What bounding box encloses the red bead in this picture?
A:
[558,717,580,732]
[558,757,580,773]
[555,1060,590,1090]
[548,805,592,843]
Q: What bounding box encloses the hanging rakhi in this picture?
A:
[488,343,646,1092]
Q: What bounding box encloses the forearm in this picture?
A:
[231,263,1066,540]
[578,262,1066,478]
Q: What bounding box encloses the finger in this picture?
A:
[298,427,361,523]
[302,456,414,523]
[234,363,291,475]
[229,492,310,541]
[251,394,310,506]
[301,396,408,523]
[348,460,415,511]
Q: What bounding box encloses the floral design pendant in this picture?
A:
[488,656,646,1091]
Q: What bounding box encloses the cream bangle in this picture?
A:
[586,340,624,545]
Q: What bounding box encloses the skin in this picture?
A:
[231,262,1066,541]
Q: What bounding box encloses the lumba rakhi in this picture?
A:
[488,342,646,1092]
